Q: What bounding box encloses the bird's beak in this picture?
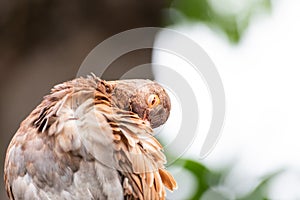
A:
[141,109,152,128]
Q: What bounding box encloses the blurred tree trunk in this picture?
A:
[0,1,166,198]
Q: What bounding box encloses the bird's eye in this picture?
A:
[147,94,160,108]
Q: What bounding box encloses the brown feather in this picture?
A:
[159,168,178,191]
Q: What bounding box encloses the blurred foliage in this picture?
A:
[237,170,283,200]
[166,0,272,43]
[174,159,222,199]
[173,158,281,199]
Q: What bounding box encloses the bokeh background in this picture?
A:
[1,0,300,199]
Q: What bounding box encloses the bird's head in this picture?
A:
[109,79,171,128]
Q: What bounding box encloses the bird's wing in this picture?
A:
[39,85,124,199]
[99,103,177,200]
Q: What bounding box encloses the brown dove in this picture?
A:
[4,75,177,200]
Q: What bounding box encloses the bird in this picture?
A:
[4,74,177,200]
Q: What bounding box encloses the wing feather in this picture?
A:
[101,105,177,200]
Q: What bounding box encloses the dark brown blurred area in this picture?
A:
[0,1,165,198]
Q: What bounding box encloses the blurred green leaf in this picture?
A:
[237,170,283,200]
[174,158,222,199]
[168,0,272,43]
[171,0,212,21]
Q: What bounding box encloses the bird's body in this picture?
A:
[4,75,176,200]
